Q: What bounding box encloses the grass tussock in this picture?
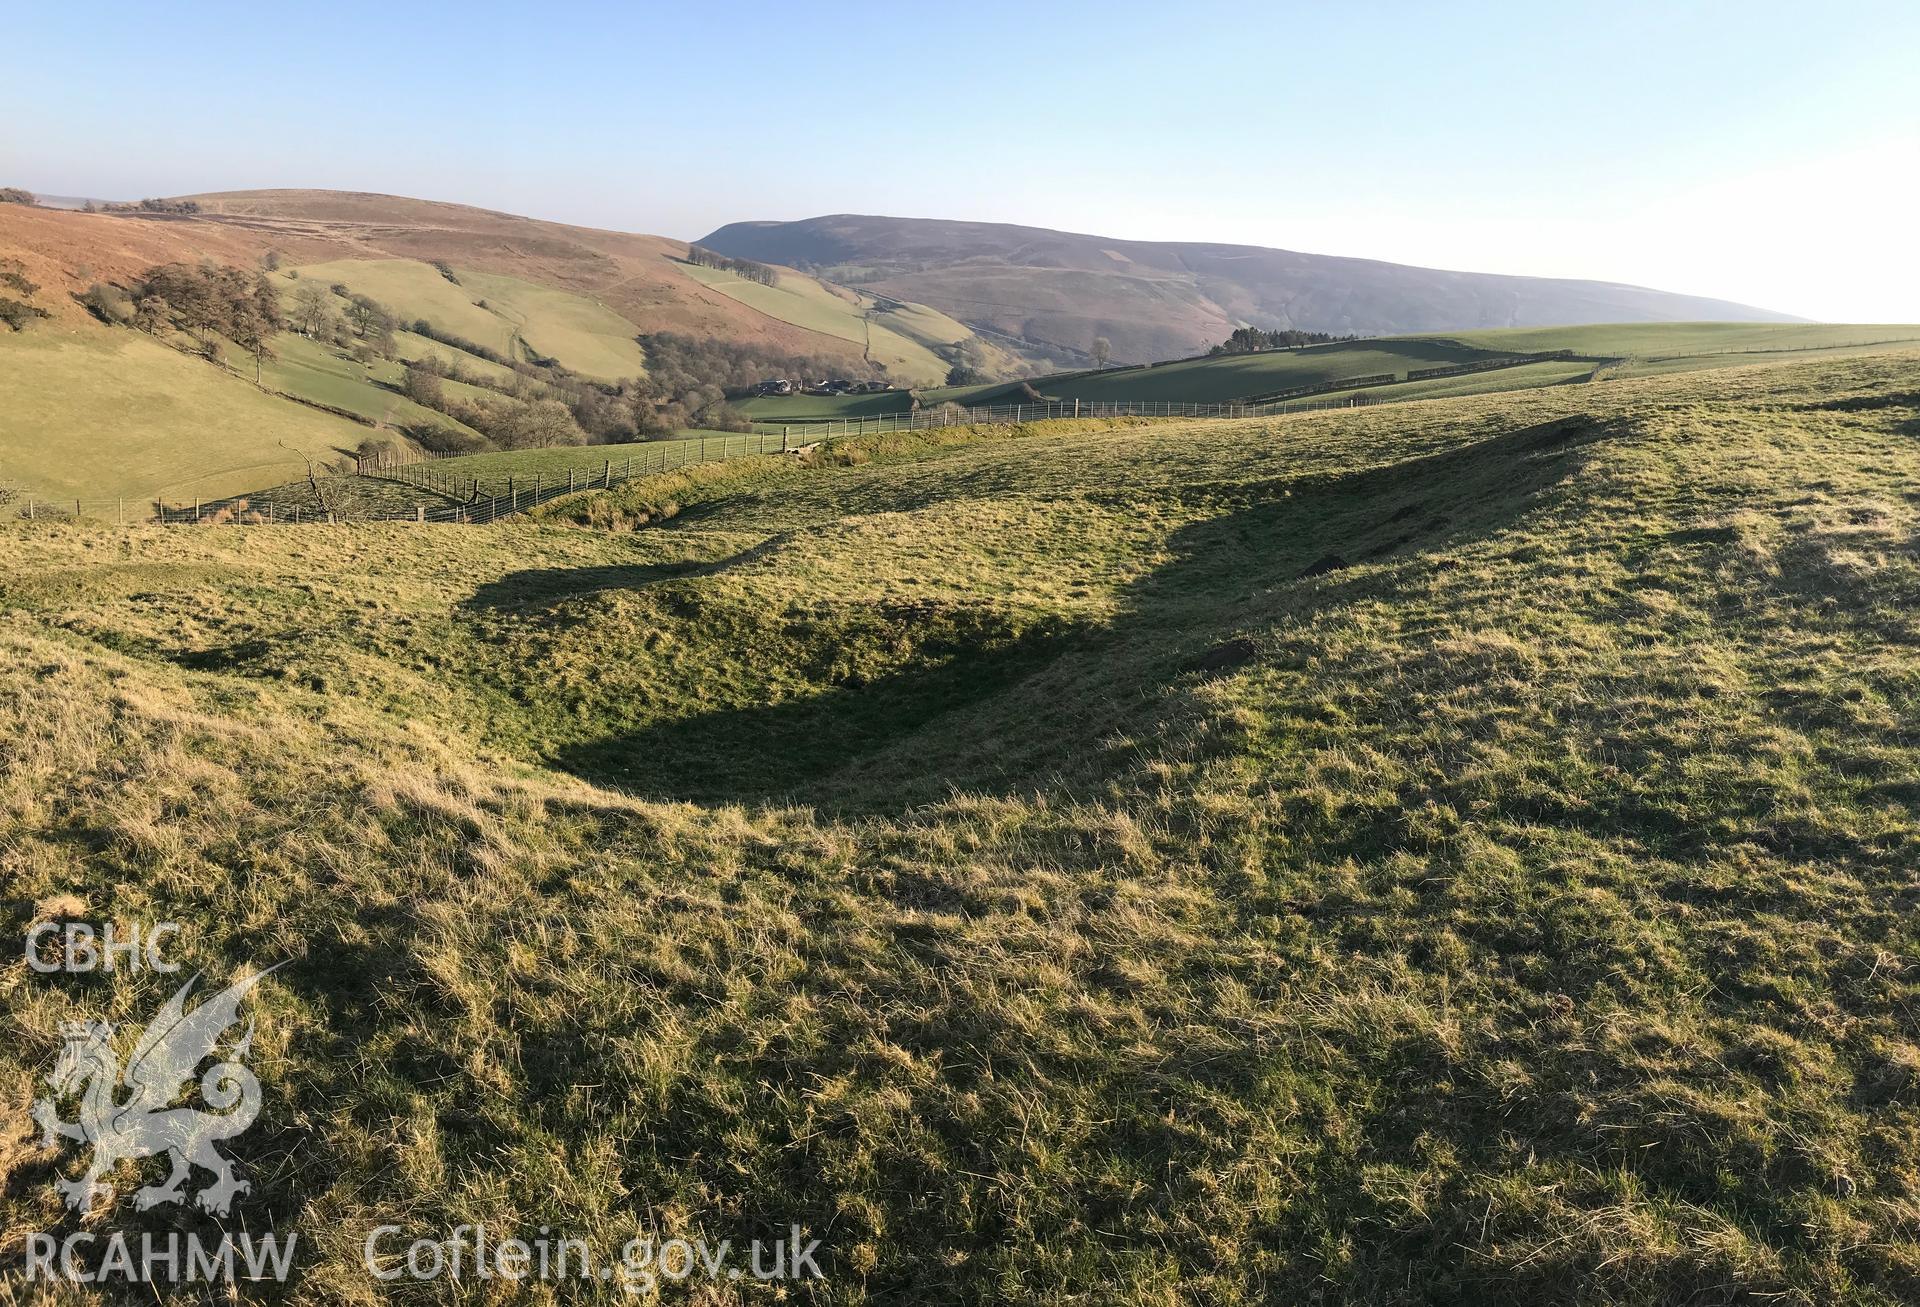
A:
[2,350,1920,1302]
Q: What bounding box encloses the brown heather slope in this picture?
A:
[0,191,882,367]
[702,213,1799,364]
[0,202,282,325]
[181,190,883,362]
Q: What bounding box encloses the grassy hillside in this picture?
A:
[392,328,521,386]
[0,328,372,501]
[5,349,1920,1301]
[1446,321,1920,358]
[736,324,1920,426]
[739,389,917,421]
[179,190,915,367]
[740,337,1546,423]
[256,332,485,438]
[354,431,775,498]
[1032,323,1920,408]
[1021,338,1516,403]
[228,431,794,521]
[679,261,960,383]
[0,190,1024,383]
[277,259,650,380]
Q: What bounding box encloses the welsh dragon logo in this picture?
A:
[31,967,281,1216]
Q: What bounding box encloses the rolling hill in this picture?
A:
[6,348,1920,1300]
[0,190,1002,380]
[0,192,1015,499]
[699,213,1800,364]
[737,322,1920,427]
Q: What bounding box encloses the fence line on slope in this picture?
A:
[743,390,1404,441]
[5,387,1409,527]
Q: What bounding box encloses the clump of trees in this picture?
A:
[132,262,280,341]
[288,281,348,344]
[1,260,39,297]
[81,282,135,325]
[439,390,589,449]
[1209,327,1358,355]
[0,259,49,330]
[343,294,398,358]
[0,187,34,205]
[483,398,589,449]
[945,337,992,386]
[119,261,282,379]
[403,328,649,442]
[634,332,893,433]
[402,365,445,410]
[98,198,203,215]
[685,245,777,286]
[400,357,593,449]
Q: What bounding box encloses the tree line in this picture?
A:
[0,187,33,205]
[87,197,203,215]
[684,245,778,287]
[83,262,284,380]
[1208,326,1360,355]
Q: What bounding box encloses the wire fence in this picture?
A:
[347,430,800,523]
[2,383,1446,527]
[745,391,1402,440]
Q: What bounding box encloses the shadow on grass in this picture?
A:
[481,417,1613,810]
[464,537,795,614]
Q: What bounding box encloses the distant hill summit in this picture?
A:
[700,214,1799,364]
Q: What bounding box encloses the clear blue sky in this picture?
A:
[6,0,1917,319]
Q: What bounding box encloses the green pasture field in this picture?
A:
[737,389,916,421]
[1021,337,1509,404]
[280,259,649,380]
[1443,321,1920,358]
[392,329,523,386]
[0,327,371,501]
[256,333,485,439]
